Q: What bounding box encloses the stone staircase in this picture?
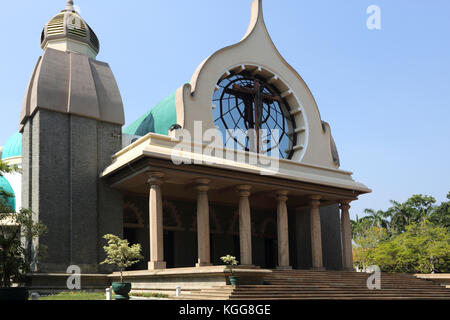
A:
[177,270,450,300]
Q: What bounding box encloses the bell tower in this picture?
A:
[20,0,125,272]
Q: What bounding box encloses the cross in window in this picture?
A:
[224,79,281,153]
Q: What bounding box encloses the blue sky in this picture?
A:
[0,0,449,218]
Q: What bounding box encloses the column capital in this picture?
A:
[197,185,210,193]
[148,172,164,186]
[196,178,211,192]
[237,185,252,197]
[309,195,321,207]
[276,190,289,202]
[196,178,211,185]
[339,200,352,210]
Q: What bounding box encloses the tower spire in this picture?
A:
[64,0,75,12]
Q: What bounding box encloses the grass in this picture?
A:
[130,292,170,299]
[34,291,170,300]
[37,291,106,300]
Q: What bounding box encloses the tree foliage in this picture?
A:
[352,226,388,272]
[352,193,450,273]
[101,234,143,282]
[0,159,20,177]
[371,222,449,273]
[220,255,239,275]
[0,208,47,287]
[429,192,450,230]
[0,161,47,287]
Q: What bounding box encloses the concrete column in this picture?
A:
[340,200,354,271]
[310,196,324,270]
[237,185,253,266]
[276,191,291,270]
[196,179,211,267]
[148,172,166,270]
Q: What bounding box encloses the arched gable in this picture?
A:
[174,0,339,168]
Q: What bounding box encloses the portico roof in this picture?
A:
[101,133,371,203]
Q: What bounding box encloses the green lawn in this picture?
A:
[35,291,170,300]
[130,292,169,299]
[37,291,106,300]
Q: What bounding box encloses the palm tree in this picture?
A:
[387,195,437,233]
[351,214,372,239]
[0,159,20,177]
[363,209,390,230]
[386,200,414,234]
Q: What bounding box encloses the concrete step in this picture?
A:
[211,285,449,292]
[178,294,450,301]
[208,287,449,292]
[178,270,450,300]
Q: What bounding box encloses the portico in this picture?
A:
[102,133,369,272]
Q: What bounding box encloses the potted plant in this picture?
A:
[0,207,47,301]
[101,234,143,300]
[221,255,239,286]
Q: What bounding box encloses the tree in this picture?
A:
[0,160,46,287]
[220,255,239,275]
[371,221,449,273]
[430,192,450,230]
[0,159,19,176]
[405,194,436,221]
[385,195,437,234]
[350,215,373,239]
[0,208,47,287]
[101,234,143,283]
[363,209,390,230]
[352,226,388,272]
[386,200,415,234]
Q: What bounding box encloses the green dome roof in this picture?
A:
[1,133,22,160]
[0,176,15,211]
[123,91,177,136]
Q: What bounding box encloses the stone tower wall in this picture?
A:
[22,109,123,273]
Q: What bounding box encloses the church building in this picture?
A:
[1,0,371,290]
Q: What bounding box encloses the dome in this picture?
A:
[40,1,100,56]
[1,133,22,160]
[123,91,178,136]
[0,176,15,211]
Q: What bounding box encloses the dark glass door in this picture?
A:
[265,238,277,269]
[164,230,175,268]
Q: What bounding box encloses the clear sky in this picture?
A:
[0,0,449,219]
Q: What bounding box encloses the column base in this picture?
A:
[235,265,260,269]
[276,266,292,270]
[196,262,212,268]
[148,261,167,270]
[343,267,355,272]
[310,267,326,271]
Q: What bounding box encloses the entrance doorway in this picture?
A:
[123,228,139,271]
[264,238,277,269]
[164,230,175,268]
